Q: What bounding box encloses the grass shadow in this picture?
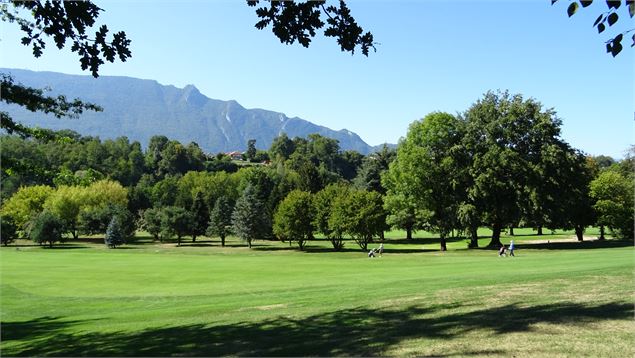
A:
[514,239,633,250]
[1,316,96,342]
[3,301,631,356]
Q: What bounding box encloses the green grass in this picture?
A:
[1,230,633,357]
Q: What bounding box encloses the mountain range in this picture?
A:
[1,68,388,154]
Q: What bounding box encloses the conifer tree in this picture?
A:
[105,216,125,248]
[207,196,233,247]
[232,185,266,248]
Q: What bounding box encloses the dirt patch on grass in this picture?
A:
[378,295,427,307]
[522,236,599,244]
[254,303,287,310]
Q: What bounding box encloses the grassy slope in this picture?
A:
[1,230,633,357]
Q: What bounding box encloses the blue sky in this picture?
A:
[1,0,633,158]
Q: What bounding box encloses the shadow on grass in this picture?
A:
[3,301,631,357]
[250,243,436,254]
[514,240,633,251]
[1,316,95,341]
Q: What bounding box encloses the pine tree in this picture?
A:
[207,196,233,247]
[105,216,125,248]
[231,185,266,248]
[190,192,209,242]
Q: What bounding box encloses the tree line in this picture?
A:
[1,91,632,249]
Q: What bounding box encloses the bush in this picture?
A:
[1,215,18,246]
[28,211,64,247]
[79,204,136,238]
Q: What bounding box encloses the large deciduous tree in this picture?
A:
[590,170,634,240]
[385,112,465,251]
[1,185,54,232]
[329,190,385,251]
[313,184,350,251]
[43,185,86,239]
[462,91,564,247]
[273,190,315,250]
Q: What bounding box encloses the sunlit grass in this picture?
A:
[1,229,632,357]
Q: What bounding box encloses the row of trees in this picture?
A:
[2,92,632,249]
[1,180,132,246]
[1,130,386,200]
[383,91,634,249]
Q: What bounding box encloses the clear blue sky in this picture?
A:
[1,0,633,158]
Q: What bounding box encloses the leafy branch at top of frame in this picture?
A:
[553,0,635,57]
[247,0,376,56]
[1,1,131,77]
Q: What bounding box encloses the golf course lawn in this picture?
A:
[1,230,633,357]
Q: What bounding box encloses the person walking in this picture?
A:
[498,244,506,257]
[378,243,384,257]
[509,240,515,257]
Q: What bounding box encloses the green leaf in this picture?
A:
[606,0,620,9]
[628,0,635,17]
[607,12,618,25]
[598,23,606,32]
[580,0,593,6]
[632,33,635,47]
[593,14,604,26]
[551,0,558,4]
[567,2,579,16]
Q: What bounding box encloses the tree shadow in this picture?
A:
[387,236,470,245]
[3,301,631,357]
[45,245,90,250]
[514,240,633,251]
[1,316,95,342]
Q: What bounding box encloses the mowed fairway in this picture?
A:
[1,232,633,357]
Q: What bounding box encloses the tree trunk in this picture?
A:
[488,223,502,247]
[439,234,447,251]
[49,241,53,248]
[221,235,226,247]
[469,226,479,248]
[599,225,605,240]
[575,225,584,241]
[72,229,78,239]
[298,239,305,250]
[537,226,543,235]
[380,231,385,241]
[248,240,252,248]
[192,235,196,242]
[509,226,514,236]
[177,236,181,246]
[331,237,343,251]
[406,225,412,240]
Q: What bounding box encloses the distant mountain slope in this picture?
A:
[1,68,387,154]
